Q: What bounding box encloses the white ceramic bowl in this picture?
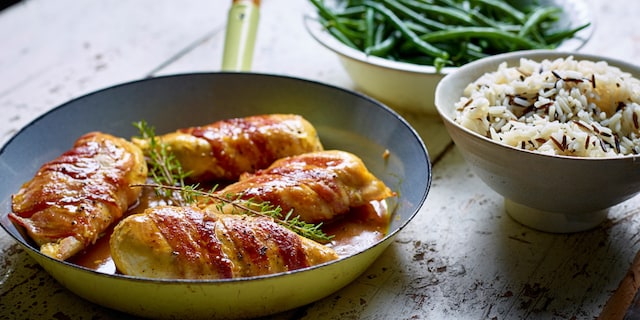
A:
[435,50,640,233]
[305,0,593,114]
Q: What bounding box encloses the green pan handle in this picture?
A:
[222,0,260,71]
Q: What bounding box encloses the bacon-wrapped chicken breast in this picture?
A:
[110,205,338,279]
[132,114,323,181]
[211,150,395,223]
[9,132,147,260]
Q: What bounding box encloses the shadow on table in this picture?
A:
[492,208,628,319]
[0,0,21,11]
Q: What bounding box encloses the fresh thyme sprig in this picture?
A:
[131,183,334,244]
[131,121,334,243]
[133,120,192,205]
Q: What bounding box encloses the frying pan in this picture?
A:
[0,2,431,319]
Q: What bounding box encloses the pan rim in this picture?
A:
[0,71,431,284]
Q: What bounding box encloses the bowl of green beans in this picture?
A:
[305,0,592,114]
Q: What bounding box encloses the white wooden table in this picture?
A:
[1,0,640,319]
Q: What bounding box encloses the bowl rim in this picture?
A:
[435,49,640,162]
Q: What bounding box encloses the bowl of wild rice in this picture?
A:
[435,50,640,233]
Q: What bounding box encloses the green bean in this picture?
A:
[403,20,431,34]
[364,0,450,60]
[373,23,387,44]
[519,6,562,39]
[544,23,591,45]
[335,17,366,32]
[364,7,375,48]
[323,19,365,45]
[419,27,546,50]
[467,9,504,29]
[398,0,475,26]
[335,5,367,17]
[322,21,360,49]
[433,0,503,29]
[464,47,489,60]
[381,0,448,31]
[309,0,337,21]
[469,0,525,23]
[310,0,365,48]
[366,31,399,56]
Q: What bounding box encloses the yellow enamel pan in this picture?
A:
[0,1,431,318]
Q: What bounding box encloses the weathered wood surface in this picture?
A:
[1,0,640,319]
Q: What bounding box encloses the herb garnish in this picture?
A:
[133,120,193,205]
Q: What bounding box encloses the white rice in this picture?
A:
[454,56,640,157]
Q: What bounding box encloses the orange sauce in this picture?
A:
[68,188,391,274]
[323,200,391,257]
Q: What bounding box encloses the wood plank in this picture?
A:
[600,250,640,320]
[2,0,640,319]
[0,0,229,145]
